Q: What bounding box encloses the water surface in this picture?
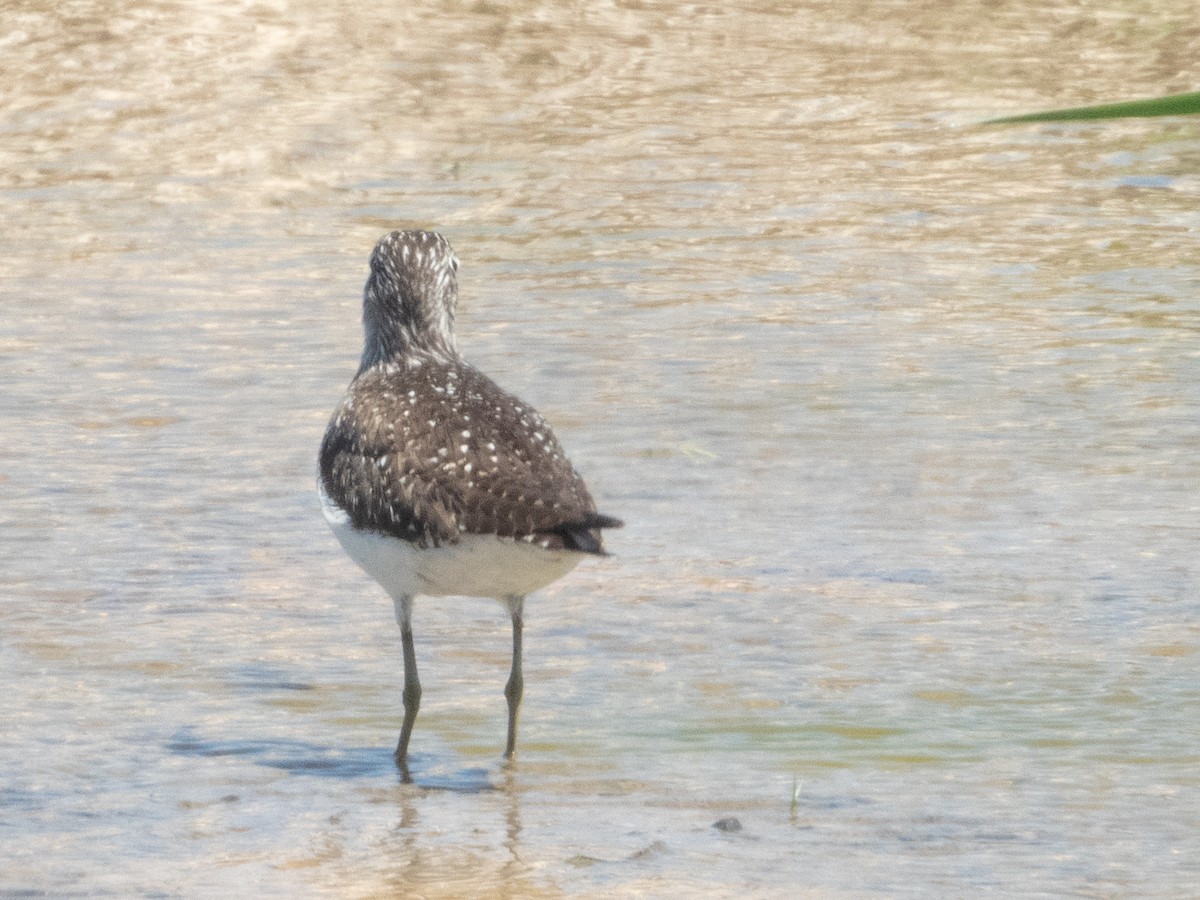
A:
[2,1,1199,896]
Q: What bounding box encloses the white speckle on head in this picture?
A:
[437,447,448,457]
[459,444,469,453]
[461,430,471,439]
[464,462,473,473]
[486,442,496,451]
[377,455,388,467]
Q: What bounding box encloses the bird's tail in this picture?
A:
[554,511,624,555]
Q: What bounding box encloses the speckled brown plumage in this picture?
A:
[318,230,622,554]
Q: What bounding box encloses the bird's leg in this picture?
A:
[393,595,420,779]
[503,595,525,760]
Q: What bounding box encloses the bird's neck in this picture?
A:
[359,322,458,373]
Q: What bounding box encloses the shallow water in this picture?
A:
[3,1,1199,896]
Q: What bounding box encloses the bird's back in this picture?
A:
[319,356,617,554]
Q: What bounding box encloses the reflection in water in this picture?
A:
[2,0,1200,895]
[376,768,529,898]
[502,769,523,880]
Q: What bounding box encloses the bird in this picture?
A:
[318,229,622,778]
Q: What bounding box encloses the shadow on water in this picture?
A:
[165,727,496,790]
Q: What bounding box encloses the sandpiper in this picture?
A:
[318,230,622,776]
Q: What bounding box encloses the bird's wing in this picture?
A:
[320,361,622,552]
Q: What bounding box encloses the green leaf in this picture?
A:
[983,90,1200,125]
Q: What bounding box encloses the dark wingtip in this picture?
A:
[582,511,624,530]
[550,511,624,556]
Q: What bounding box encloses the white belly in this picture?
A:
[321,488,583,601]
